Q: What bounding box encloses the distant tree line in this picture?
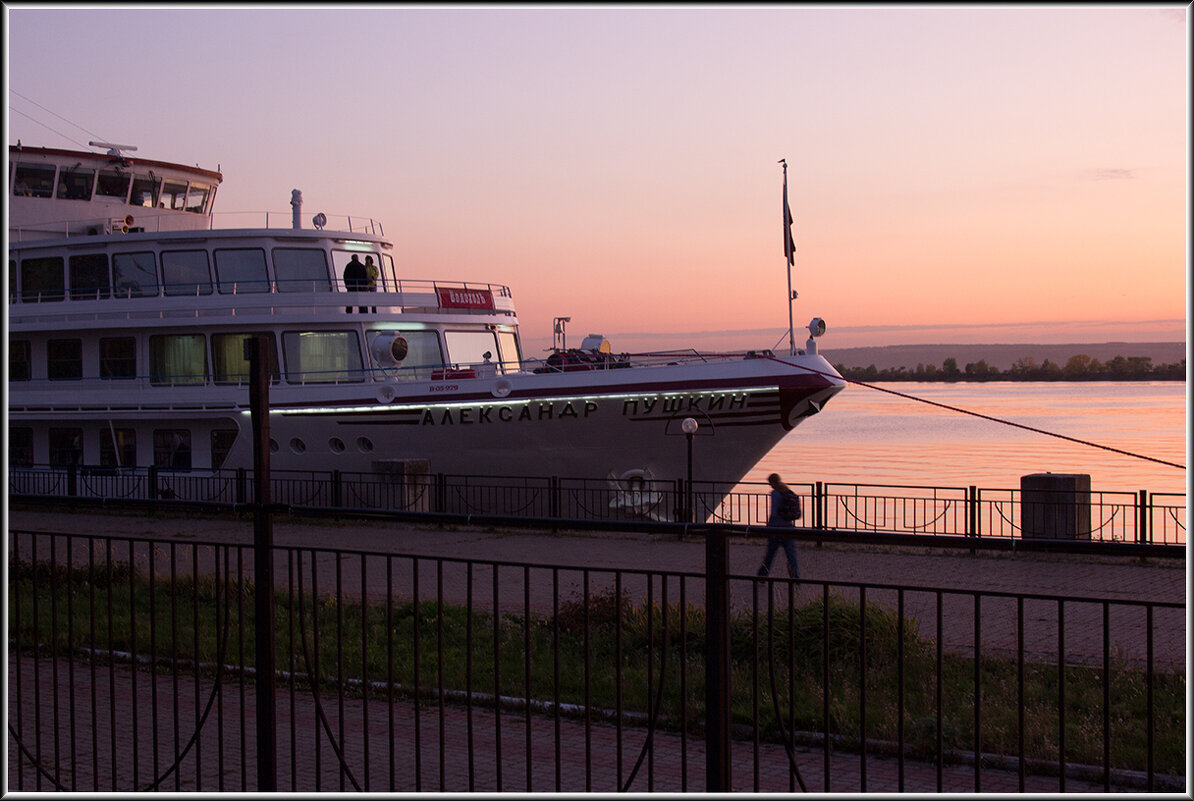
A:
[833,354,1187,382]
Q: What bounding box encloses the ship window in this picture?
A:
[214,248,269,293]
[96,169,132,201]
[10,427,34,467]
[445,330,499,370]
[112,251,158,297]
[282,330,364,384]
[10,340,31,381]
[47,338,83,381]
[57,167,95,201]
[13,163,56,198]
[161,180,187,210]
[185,183,211,214]
[50,428,84,467]
[100,428,136,468]
[130,174,161,208]
[161,249,212,295]
[21,256,65,302]
[9,260,16,302]
[69,253,111,300]
[149,334,207,385]
[273,248,332,292]
[153,429,192,469]
[382,254,397,290]
[212,332,280,384]
[368,329,442,381]
[211,429,238,470]
[100,336,137,379]
[496,330,522,374]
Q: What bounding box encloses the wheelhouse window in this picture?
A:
[10,339,31,381]
[160,180,187,210]
[57,167,95,200]
[496,329,522,374]
[21,256,65,302]
[212,332,280,384]
[214,248,269,293]
[161,249,212,295]
[382,253,397,291]
[100,336,137,379]
[367,329,442,382]
[95,168,132,201]
[13,163,56,198]
[47,338,83,380]
[150,334,207,385]
[153,429,192,469]
[273,248,331,292]
[444,330,499,370]
[49,427,83,467]
[130,174,161,208]
[69,253,111,300]
[282,330,364,384]
[112,251,158,297]
[185,183,212,214]
[100,428,136,468]
[9,427,34,467]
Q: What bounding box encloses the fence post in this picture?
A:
[1138,490,1149,544]
[332,470,342,508]
[236,467,247,505]
[66,464,78,497]
[435,472,446,513]
[968,486,979,538]
[704,526,732,791]
[246,334,277,791]
[815,481,824,529]
[550,475,560,518]
[148,465,158,500]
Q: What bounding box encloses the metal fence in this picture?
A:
[7,524,1185,793]
[10,465,1187,545]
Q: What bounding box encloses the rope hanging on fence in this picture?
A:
[771,357,1186,471]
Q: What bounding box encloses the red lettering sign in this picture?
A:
[436,287,495,310]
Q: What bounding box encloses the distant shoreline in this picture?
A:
[822,341,1186,374]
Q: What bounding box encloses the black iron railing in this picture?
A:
[10,464,1187,545]
[7,524,1185,793]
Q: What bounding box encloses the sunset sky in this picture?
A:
[6,6,1188,356]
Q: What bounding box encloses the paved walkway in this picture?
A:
[10,655,1174,793]
[8,508,1187,793]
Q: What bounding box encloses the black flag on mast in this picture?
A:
[782,170,795,267]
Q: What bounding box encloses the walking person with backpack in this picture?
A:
[757,472,801,579]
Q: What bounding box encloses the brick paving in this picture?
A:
[7,508,1187,793]
[10,655,1167,793]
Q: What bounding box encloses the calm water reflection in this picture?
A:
[754,382,1187,495]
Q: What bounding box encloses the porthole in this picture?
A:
[356,437,374,453]
[290,438,306,454]
[329,437,346,454]
[269,438,279,454]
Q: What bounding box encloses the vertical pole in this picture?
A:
[781,159,796,355]
[705,527,731,791]
[1137,490,1149,544]
[246,334,277,791]
[686,433,694,524]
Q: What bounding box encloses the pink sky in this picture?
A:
[6,7,1188,356]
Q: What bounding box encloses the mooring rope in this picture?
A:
[768,356,1186,470]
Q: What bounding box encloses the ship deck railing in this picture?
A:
[9,210,386,241]
[9,279,517,321]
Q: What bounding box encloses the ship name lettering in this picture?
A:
[419,400,600,426]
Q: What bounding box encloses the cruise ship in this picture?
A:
[8,142,845,519]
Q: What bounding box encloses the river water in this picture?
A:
[750,381,1187,496]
